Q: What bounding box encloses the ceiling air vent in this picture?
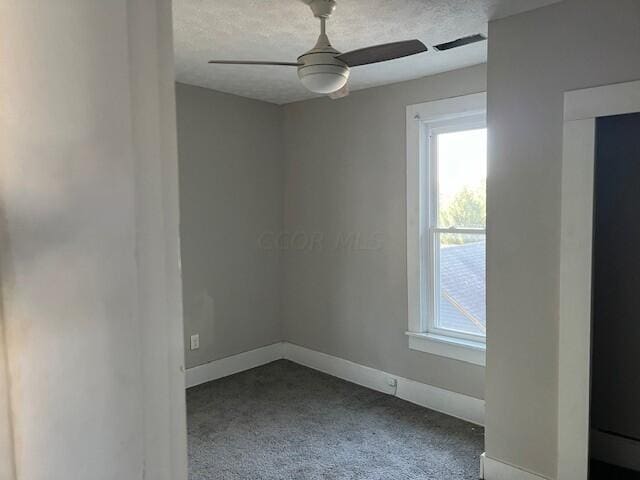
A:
[433,34,487,52]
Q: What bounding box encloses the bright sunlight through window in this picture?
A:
[428,123,487,342]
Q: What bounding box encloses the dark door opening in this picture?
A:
[590,112,640,479]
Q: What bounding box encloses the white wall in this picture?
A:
[485,0,640,477]
[176,83,284,369]
[0,1,187,478]
[282,65,487,400]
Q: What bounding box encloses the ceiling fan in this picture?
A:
[208,0,429,98]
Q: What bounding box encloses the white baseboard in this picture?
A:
[284,343,485,426]
[185,342,285,388]
[480,453,550,480]
[283,343,398,395]
[185,342,485,426]
[396,373,484,426]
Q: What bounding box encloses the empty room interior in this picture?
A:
[2,1,640,480]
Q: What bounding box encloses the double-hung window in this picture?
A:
[406,93,487,366]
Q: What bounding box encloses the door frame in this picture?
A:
[558,79,640,480]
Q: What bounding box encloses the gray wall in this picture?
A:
[176,83,284,369]
[282,65,487,400]
[485,0,640,477]
[0,1,187,478]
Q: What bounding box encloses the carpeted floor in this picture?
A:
[187,360,484,480]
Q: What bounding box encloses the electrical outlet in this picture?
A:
[190,334,200,351]
[387,377,398,388]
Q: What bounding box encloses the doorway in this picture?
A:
[558,80,640,480]
[589,112,640,478]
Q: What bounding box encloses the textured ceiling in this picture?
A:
[173,0,562,104]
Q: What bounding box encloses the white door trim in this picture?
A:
[558,79,640,480]
[129,1,189,477]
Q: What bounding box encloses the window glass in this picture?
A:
[429,126,486,341]
[437,129,487,229]
[436,233,486,337]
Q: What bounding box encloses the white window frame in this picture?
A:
[406,92,487,367]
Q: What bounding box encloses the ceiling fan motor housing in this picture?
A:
[297,32,349,94]
[302,0,337,19]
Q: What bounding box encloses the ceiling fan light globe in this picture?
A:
[298,65,350,94]
[300,73,348,94]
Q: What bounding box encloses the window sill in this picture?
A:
[406,332,486,367]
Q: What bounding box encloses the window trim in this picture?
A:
[406,92,487,365]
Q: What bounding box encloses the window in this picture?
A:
[406,93,487,366]
[429,121,486,341]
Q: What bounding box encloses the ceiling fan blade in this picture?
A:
[328,84,350,100]
[208,60,302,67]
[335,40,427,67]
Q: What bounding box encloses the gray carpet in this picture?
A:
[187,360,484,480]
